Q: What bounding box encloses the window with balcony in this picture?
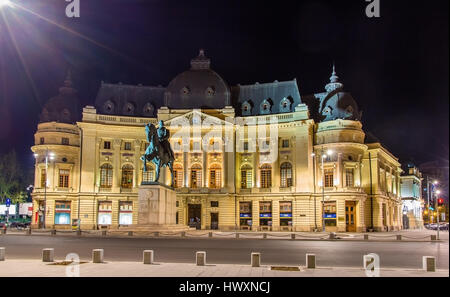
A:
[345,168,354,187]
[190,164,202,189]
[40,169,47,188]
[240,165,253,189]
[121,165,133,188]
[209,164,222,189]
[324,168,334,188]
[260,164,272,188]
[173,164,183,188]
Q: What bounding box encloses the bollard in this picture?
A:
[128,231,133,236]
[396,235,402,241]
[143,250,154,264]
[181,231,186,237]
[423,256,436,272]
[76,229,81,236]
[42,248,54,262]
[26,228,32,235]
[263,233,267,239]
[235,233,240,239]
[306,253,316,269]
[196,251,206,266]
[291,233,296,240]
[251,252,261,267]
[92,249,104,263]
[102,230,107,236]
[431,235,437,241]
[364,234,369,240]
[51,229,56,236]
[154,232,159,237]
[208,232,213,238]
[0,247,5,261]
[329,232,336,240]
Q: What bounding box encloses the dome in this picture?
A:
[40,70,79,124]
[164,49,230,109]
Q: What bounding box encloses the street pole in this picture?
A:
[44,149,48,230]
[427,176,431,225]
[321,149,325,232]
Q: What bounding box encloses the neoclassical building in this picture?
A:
[31,50,404,232]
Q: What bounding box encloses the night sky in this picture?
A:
[0,0,448,173]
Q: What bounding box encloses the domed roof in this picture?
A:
[319,66,362,122]
[40,70,80,124]
[164,50,230,109]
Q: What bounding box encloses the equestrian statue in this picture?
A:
[140,120,175,187]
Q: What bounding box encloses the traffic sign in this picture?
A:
[5,198,11,207]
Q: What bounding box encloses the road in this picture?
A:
[0,234,448,269]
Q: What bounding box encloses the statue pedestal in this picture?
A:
[138,183,176,225]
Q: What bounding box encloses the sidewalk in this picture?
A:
[0,259,448,277]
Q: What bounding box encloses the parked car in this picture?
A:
[439,223,449,231]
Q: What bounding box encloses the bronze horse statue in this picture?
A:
[140,122,175,186]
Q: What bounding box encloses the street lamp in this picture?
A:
[321,149,334,232]
[34,149,55,229]
[0,0,12,7]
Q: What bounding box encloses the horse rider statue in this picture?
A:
[140,120,175,186]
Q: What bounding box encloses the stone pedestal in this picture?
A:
[138,183,176,226]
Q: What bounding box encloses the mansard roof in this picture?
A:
[231,79,302,116]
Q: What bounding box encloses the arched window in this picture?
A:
[142,165,155,183]
[240,165,253,189]
[173,164,183,188]
[279,97,292,113]
[190,164,202,189]
[260,99,272,115]
[280,162,293,188]
[100,164,113,188]
[209,164,222,189]
[242,101,252,116]
[260,164,272,188]
[121,165,134,188]
[103,100,115,114]
[143,103,155,116]
[123,102,135,115]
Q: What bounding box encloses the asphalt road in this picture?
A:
[0,235,448,269]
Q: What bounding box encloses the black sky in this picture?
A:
[0,0,448,172]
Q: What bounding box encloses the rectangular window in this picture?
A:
[323,201,337,226]
[243,142,249,151]
[209,169,221,189]
[124,142,132,151]
[239,202,252,227]
[211,201,219,207]
[282,139,290,148]
[279,201,292,226]
[324,169,334,188]
[345,168,354,187]
[103,141,111,150]
[98,201,112,225]
[191,170,202,188]
[40,137,44,144]
[261,168,272,188]
[54,201,71,225]
[119,201,133,225]
[58,169,70,188]
[62,138,69,145]
[173,169,183,188]
[259,201,272,226]
[142,170,154,183]
[241,170,252,189]
[41,169,47,188]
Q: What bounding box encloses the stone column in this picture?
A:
[134,140,141,187]
[112,139,121,192]
[337,153,343,189]
[272,200,280,231]
[252,200,259,231]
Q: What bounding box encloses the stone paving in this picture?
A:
[0,259,447,277]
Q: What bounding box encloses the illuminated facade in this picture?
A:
[31,50,404,232]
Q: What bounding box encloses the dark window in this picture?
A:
[62,138,69,145]
[104,141,111,150]
[40,137,44,144]
[282,139,289,148]
[243,142,249,151]
[124,142,132,150]
[211,201,219,207]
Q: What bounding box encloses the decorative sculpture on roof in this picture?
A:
[140,120,175,186]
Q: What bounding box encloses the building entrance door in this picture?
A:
[210,213,218,230]
[188,204,201,229]
[345,201,357,232]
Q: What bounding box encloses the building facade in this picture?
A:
[400,165,424,229]
[31,50,404,232]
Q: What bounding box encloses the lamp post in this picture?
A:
[425,178,438,225]
[34,149,55,229]
[321,149,333,232]
[435,189,441,240]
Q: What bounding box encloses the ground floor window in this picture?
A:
[239,202,252,226]
[119,201,133,225]
[323,201,337,227]
[54,201,71,225]
[279,201,292,226]
[259,201,272,226]
[98,201,112,225]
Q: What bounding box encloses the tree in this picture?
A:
[0,150,28,204]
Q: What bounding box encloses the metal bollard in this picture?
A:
[26,228,32,235]
[51,229,56,235]
[154,232,160,237]
[0,247,5,261]
[143,250,154,264]
[423,256,436,272]
[263,233,267,239]
[102,230,107,236]
[128,231,133,236]
[396,235,402,241]
[208,232,213,238]
[235,233,240,239]
[196,251,206,266]
[92,249,104,263]
[76,229,81,236]
[251,252,261,267]
[42,248,54,262]
[431,235,437,241]
[181,231,186,237]
[364,234,369,240]
[291,233,296,240]
[306,253,316,269]
[329,232,336,240]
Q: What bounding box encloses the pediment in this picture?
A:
[164,110,227,127]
